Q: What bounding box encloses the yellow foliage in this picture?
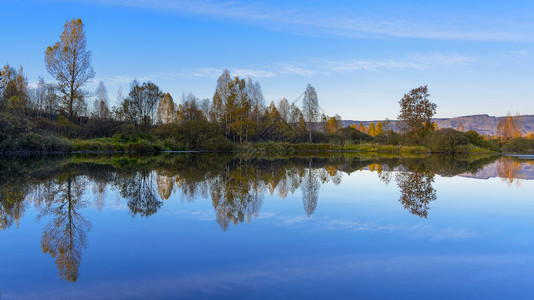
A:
[327,166,338,176]
[496,113,522,140]
[368,123,376,137]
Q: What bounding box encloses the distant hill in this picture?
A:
[342,114,534,136]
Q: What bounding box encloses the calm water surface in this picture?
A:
[1,153,534,299]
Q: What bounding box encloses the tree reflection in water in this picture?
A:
[2,153,532,282]
[0,184,26,230]
[395,170,437,218]
[211,164,264,231]
[497,157,524,187]
[302,161,320,217]
[39,176,91,282]
[119,170,162,217]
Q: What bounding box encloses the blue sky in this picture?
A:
[1,0,533,120]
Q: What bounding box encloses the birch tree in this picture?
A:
[302,84,319,142]
[92,81,110,119]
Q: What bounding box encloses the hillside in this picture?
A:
[343,114,534,136]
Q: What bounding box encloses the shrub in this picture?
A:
[424,128,469,153]
[79,118,122,138]
[464,130,500,152]
[337,127,373,143]
[126,139,163,153]
[0,113,72,152]
[502,138,534,154]
[373,131,401,145]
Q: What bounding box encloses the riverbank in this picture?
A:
[0,140,501,156]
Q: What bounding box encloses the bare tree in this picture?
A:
[92,81,110,119]
[45,19,95,121]
[278,98,290,123]
[121,80,163,127]
[35,77,47,117]
[302,84,319,142]
[212,69,231,135]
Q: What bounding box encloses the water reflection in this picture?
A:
[39,176,91,282]
[497,157,524,187]
[1,153,533,282]
[120,170,162,217]
[302,166,320,217]
[395,170,437,218]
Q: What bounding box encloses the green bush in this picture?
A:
[24,133,71,152]
[464,130,500,152]
[152,120,234,151]
[126,139,163,153]
[424,128,469,153]
[0,113,72,153]
[337,127,373,143]
[502,138,534,154]
[373,131,401,145]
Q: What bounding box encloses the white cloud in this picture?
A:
[88,53,476,91]
[79,0,534,42]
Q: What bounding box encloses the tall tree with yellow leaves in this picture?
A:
[156,93,176,124]
[368,122,377,137]
[45,19,95,121]
[496,113,522,140]
[376,121,383,135]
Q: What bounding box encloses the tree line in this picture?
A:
[1,18,533,154]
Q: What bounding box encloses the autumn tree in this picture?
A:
[45,19,95,121]
[397,85,437,142]
[228,77,251,142]
[358,123,366,134]
[156,92,176,124]
[496,113,522,140]
[0,64,28,114]
[376,121,383,135]
[325,115,342,133]
[180,93,205,122]
[211,71,264,142]
[457,122,464,132]
[302,84,319,142]
[368,122,377,137]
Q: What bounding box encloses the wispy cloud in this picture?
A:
[90,53,476,90]
[79,0,534,42]
[191,53,476,79]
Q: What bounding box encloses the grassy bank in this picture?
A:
[238,141,497,155]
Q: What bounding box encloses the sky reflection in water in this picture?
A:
[1,154,534,299]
